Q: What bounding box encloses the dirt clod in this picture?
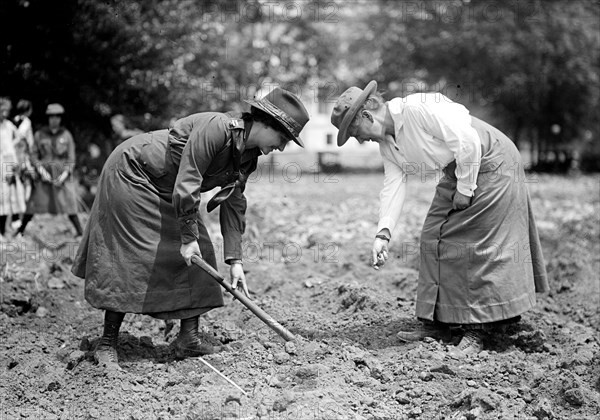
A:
[272,391,295,412]
[66,350,86,370]
[45,381,61,392]
[273,352,290,364]
[419,371,433,381]
[532,397,555,419]
[284,341,296,355]
[563,388,586,406]
[395,392,411,404]
[430,364,457,376]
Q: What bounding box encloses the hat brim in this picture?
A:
[337,80,378,146]
[244,99,305,148]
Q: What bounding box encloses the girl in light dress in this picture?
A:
[0,97,26,239]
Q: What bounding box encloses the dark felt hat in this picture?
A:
[245,88,309,147]
[330,80,377,146]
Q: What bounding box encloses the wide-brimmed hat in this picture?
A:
[244,88,309,147]
[46,103,65,115]
[330,80,378,146]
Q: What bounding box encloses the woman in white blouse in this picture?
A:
[13,100,35,205]
[331,81,548,356]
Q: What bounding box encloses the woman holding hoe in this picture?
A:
[72,88,310,370]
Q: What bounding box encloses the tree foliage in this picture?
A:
[347,0,599,169]
[1,0,598,171]
[0,0,336,149]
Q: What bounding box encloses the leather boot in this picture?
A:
[94,310,125,371]
[171,316,222,359]
[448,330,484,358]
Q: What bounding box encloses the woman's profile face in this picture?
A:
[351,114,378,144]
[253,123,289,155]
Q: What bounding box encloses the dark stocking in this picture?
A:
[16,214,33,235]
[68,214,83,236]
[99,310,125,349]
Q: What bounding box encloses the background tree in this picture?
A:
[0,0,337,155]
[344,0,599,171]
[1,0,598,172]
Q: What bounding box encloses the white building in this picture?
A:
[269,93,382,172]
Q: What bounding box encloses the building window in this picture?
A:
[326,133,333,145]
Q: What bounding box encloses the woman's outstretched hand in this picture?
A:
[180,241,202,266]
[372,237,389,270]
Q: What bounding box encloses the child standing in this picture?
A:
[0,97,26,239]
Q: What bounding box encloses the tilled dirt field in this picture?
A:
[1,171,599,419]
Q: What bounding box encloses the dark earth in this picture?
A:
[1,170,599,419]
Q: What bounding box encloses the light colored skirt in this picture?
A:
[416,117,548,324]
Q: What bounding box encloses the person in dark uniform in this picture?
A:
[71,88,310,370]
[15,103,84,237]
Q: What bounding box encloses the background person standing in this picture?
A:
[15,103,83,237]
[13,99,35,210]
[110,113,143,146]
[0,97,27,239]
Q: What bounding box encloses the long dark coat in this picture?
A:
[71,112,260,318]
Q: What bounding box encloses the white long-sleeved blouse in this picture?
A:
[377,93,482,236]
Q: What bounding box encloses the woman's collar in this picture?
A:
[386,98,405,133]
[386,100,405,151]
